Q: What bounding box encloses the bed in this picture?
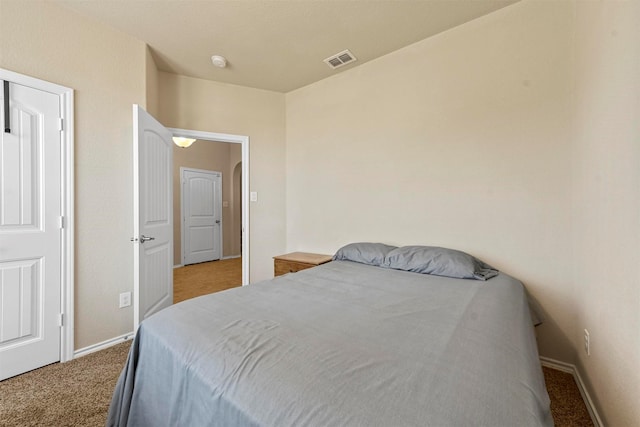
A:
[107,244,552,426]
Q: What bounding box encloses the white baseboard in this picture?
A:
[540,356,604,427]
[73,332,134,359]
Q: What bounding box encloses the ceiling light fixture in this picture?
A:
[211,55,227,68]
[172,137,196,148]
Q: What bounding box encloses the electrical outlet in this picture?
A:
[119,292,131,308]
[584,329,590,356]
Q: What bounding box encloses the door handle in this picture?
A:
[215,220,220,224]
[140,235,155,243]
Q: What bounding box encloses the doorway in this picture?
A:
[170,128,248,302]
[133,107,249,332]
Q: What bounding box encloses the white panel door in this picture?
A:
[0,81,61,380]
[133,105,173,330]
[182,168,222,265]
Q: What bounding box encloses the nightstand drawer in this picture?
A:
[274,260,315,276]
[273,252,333,277]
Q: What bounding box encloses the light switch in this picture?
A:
[250,192,258,202]
[222,201,229,208]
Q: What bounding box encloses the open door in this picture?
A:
[133,105,173,331]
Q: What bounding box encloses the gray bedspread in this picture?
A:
[107,261,552,426]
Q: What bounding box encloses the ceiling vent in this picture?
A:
[323,49,357,70]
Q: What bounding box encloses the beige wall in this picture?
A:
[0,1,146,349]
[145,46,160,117]
[173,140,242,265]
[0,2,285,349]
[286,1,639,424]
[232,160,243,256]
[570,2,640,426]
[287,0,575,360]
[157,72,286,282]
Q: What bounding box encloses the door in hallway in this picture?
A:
[181,168,222,265]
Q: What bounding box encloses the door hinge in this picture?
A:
[58,313,64,327]
[58,216,65,229]
[58,118,64,131]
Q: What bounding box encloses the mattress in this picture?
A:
[107,260,552,426]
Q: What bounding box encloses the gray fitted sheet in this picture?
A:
[107,261,552,426]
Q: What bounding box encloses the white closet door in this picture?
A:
[0,81,62,380]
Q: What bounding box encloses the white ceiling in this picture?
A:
[55,0,518,93]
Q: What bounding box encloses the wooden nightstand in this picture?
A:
[273,252,333,277]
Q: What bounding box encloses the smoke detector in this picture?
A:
[211,55,227,68]
[323,49,357,70]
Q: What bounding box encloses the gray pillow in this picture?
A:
[333,242,398,266]
[383,246,498,281]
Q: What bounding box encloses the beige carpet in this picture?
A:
[543,366,594,426]
[0,342,130,427]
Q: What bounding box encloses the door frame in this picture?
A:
[180,167,223,265]
[169,128,249,285]
[0,68,75,363]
